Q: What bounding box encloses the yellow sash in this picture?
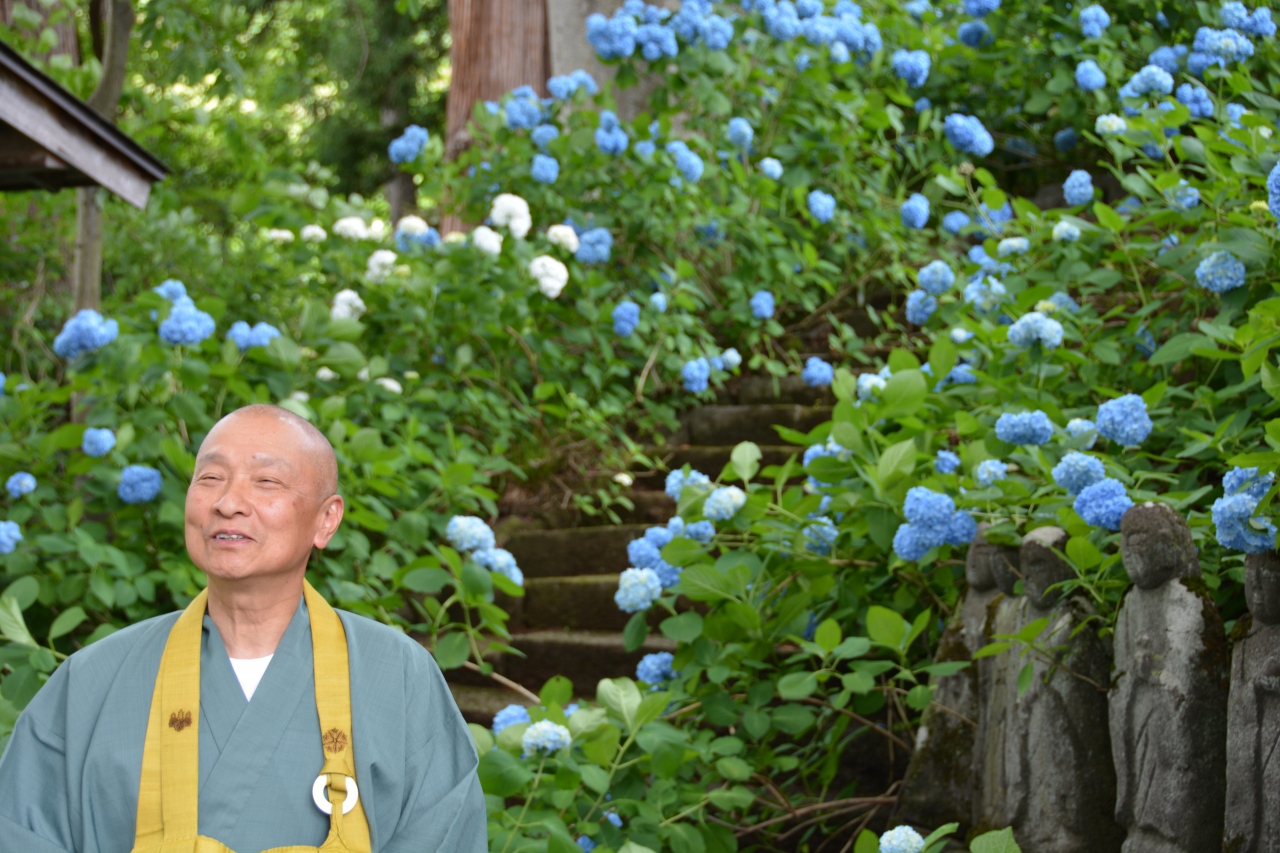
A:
[131,582,372,853]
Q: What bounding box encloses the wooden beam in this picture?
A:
[0,68,151,207]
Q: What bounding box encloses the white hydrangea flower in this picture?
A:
[331,288,367,321]
[289,390,310,403]
[301,224,327,242]
[443,231,466,243]
[546,224,580,252]
[316,367,339,381]
[613,472,634,486]
[472,226,503,256]
[396,215,429,236]
[333,216,369,240]
[357,366,370,381]
[490,193,532,239]
[530,255,570,299]
[374,377,403,394]
[1095,113,1126,136]
[366,249,398,282]
[368,219,387,240]
[1053,220,1081,242]
[265,228,294,243]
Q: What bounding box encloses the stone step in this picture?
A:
[732,375,834,406]
[679,403,832,446]
[511,574,629,631]
[449,684,534,727]
[634,444,801,487]
[442,630,677,697]
[500,524,647,578]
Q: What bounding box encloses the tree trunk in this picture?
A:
[72,0,134,313]
[0,1,81,62]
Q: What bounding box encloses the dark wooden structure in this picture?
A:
[0,40,166,208]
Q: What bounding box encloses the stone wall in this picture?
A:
[898,502,1277,852]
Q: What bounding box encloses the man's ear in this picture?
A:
[313,495,344,549]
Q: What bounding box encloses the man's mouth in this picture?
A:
[214,533,250,540]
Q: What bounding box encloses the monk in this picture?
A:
[0,404,486,852]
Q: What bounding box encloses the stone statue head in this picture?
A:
[1119,502,1199,589]
[1245,551,1280,625]
[1020,526,1073,608]
[966,522,1020,594]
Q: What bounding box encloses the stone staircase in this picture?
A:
[445,376,834,724]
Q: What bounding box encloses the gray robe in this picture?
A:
[0,598,486,853]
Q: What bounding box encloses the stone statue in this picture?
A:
[1110,502,1229,853]
[1224,551,1280,851]
[975,526,1122,851]
[895,525,1002,830]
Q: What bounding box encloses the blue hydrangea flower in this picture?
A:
[900,193,930,229]
[1079,5,1110,37]
[1096,394,1152,446]
[586,12,638,59]
[634,140,656,158]
[492,703,531,734]
[474,547,524,586]
[1054,128,1079,151]
[1053,221,1081,242]
[532,154,560,184]
[950,327,975,344]
[577,228,613,264]
[879,825,927,853]
[595,110,629,155]
[635,22,678,60]
[808,190,836,223]
[665,141,704,182]
[53,309,119,359]
[750,290,775,319]
[154,279,187,301]
[917,260,955,295]
[996,411,1054,445]
[905,290,936,325]
[942,211,971,234]
[666,468,711,500]
[935,449,961,474]
[682,357,711,392]
[1063,170,1094,206]
[1212,467,1278,553]
[727,117,754,148]
[1188,51,1224,76]
[577,836,597,852]
[1066,418,1098,448]
[1075,60,1106,91]
[905,487,956,528]
[388,125,428,163]
[759,157,783,180]
[891,49,930,87]
[227,321,281,352]
[1194,26,1255,63]
[958,20,992,47]
[0,520,21,554]
[997,237,1029,257]
[1175,83,1214,118]
[944,114,994,156]
[1038,292,1080,314]
[892,523,933,560]
[613,300,640,336]
[964,0,1000,16]
[1123,65,1174,98]
[1074,478,1133,530]
[1165,181,1200,211]
[118,465,162,504]
[637,651,676,684]
[82,428,116,458]
[801,356,834,388]
[1149,45,1188,74]
[521,720,572,756]
[446,515,495,552]
[964,276,1007,314]
[159,301,216,346]
[1007,311,1064,350]
[704,486,747,521]
[804,517,839,554]
[685,520,715,542]
[616,567,663,612]
[1052,451,1107,495]
[1268,162,1280,220]
[721,348,742,370]
[649,292,668,313]
[6,472,35,499]
[547,69,598,99]
[975,459,1007,487]
[531,124,559,149]
[1195,251,1246,293]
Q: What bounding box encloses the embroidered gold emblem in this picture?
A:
[169,710,193,732]
[322,728,348,753]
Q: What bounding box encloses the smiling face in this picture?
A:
[185,407,342,584]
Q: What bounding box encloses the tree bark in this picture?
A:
[72,0,134,312]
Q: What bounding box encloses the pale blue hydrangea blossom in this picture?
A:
[612,300,640,335]
[0,520,22,554]
[906,290,936,325]
[879,825,927,853]
[666,468,711,500]
[1195,251,1246,293]
[53,309,119,359]
[808,190,836,223]
[118,465,162,504]
[474,547,524,586]
[917,260,955,295]
[1212,467,1278,552]
[1075,60,1106,92]
[1096,394,1152,446]
[521,720,572,756]
[975,459,1007,487]
[446,515,496,551]
[82,428,116,457]
[935,449,961,474]
[944,113,994,156]
[1074,478,1133,530]
[616,567,663,612]
[750,290,775,319]
[492,704,531,734]
[801,356,834,387]
[995,411,1054,445]
[1052,451,1107,495]
[900,193,930,229]
[1063,170,1094,206]
[1079,5,1110,37]
[6,472,36,499]
[1007,311,1064,349]
[704,486,747,521]
[637,651,676,683]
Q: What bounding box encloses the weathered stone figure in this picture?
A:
[895,525,1002,829]
[975,526,1122,851]
[1111,502,1229,853]
[1224,551,1280,851]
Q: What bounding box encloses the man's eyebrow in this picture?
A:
[195,452,295,471]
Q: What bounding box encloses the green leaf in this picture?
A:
[1149,333,1211,366]
[972,641,1012,659]
[970,828,1022,853]
[831,637,871,659]
[876,439,917,488]
[400,567,451,594]
[540,675,574,708]
[47,606,86,641]
[623,610,649,652]
[431,632,470,670]
[714,756,753,781]
[635,691,673,728]
[459,560,493,598]
[905,684,933,710]
[1264,361,1280,401]
[2,577,39,610]
[597,677,643,731]
[730,441,762,483]
[865,605,907,648]
[920,823,960,851]
[928,337,958,390]
[876,370,927,420]
[0,597,37,648]
[1017,661,1034,695]
[1015,617,1050,643]
[660,611,704,643]
[441,462,476,488]
[618,843,659,853]
[680,564,735,602]
[1093,201,1124,231]
[855,829,879,853]
[477,748,533,797]
[777,671,818,700]
[814,618,842,653]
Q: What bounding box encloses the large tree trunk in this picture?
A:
[0,1,80,62]
[71,0,134,313]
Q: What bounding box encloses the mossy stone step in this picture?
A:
[634,444,800,487]
[732,375,834,406]
[500,524,648,578]
[509,574,629,631]
[679,404,832,447]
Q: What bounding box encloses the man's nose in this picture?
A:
[211,476,251,516]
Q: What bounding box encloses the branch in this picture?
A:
[462,660,540,704]
[87,0,134,121]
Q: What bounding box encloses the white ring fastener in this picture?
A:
[312,774,359,815]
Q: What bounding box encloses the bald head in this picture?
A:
[202,404,338,500]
